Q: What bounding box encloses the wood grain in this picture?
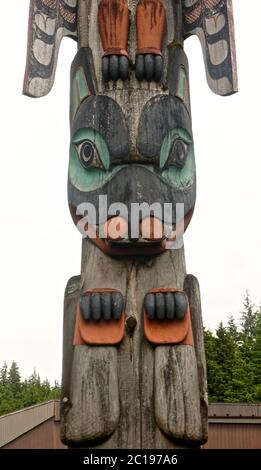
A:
[61,240,207,448]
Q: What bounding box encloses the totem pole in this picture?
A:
[24,0,237,448]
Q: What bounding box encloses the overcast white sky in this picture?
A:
[0,1,260,383]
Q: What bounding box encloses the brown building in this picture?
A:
[204,403,261,449]
[0,400,65,449]
[0,401,260,449]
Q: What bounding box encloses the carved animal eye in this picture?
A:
[167,139,188,169]
[77,140,105,170]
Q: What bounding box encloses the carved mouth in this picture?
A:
[69,205,194,256]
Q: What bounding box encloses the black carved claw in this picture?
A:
[144,291,188,321]
[102,55,129,82]
[135,54,163,82]
[80,291,124,322]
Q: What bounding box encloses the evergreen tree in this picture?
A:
[204,328,222,402]
[204,292,261,403]
[52,380,61,399]
[8,361,21,396]
[240,292,258,341]
[0,362,8,387]
[252,309,261,401]
[227,315,240,343]
[227,348,255,403]
[0,363,61,416]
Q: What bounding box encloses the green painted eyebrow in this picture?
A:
[72,128,110,171]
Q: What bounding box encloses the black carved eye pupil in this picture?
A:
[174,140,185,160]
[80,142,94,165]
[170,139,187,168]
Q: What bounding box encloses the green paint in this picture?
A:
[72,66,90,119]
[70,128,127,192]
[72,128,110,170]
[69,127,195,193]
[176,66,190,112]
[159,128,195,190]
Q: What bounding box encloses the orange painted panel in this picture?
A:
[74,289,125,346]
[144,288,194,346]
[136,0,166,55]
[98,0,129,56]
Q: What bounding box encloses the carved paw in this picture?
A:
[80,291,124,322]
[102,55,129,82]
[144,291,188,321]
[135,54,163,82]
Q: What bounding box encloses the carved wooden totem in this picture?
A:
[24,0,237,448]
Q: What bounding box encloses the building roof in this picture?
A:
[0,401,260,447]
[208,403,261,424]
[0,400,59,448]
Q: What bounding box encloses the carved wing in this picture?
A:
[23,0,78,97]
[183,0,238,96]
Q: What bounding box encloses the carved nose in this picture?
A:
[139,217,164,241]
[103,216,128,241]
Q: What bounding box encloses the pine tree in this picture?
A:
[204,293,261,404]
[8,361,21,396]
[227,315,240,343]
[52,380,61,399]
[215,322,237,400]
[0,363,61,416]
[252,309,261,401]
[0,362,8,387]
[227,348,255,402]
[204,328,222,402]
[240,291,258,341]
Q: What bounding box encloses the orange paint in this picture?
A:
[98,0,130,57]
[73,289,125,346]
[69,204,195,257]
[104,216,128,241]
[140,216,164,241]
[144,288,194,346]
[136,0,166,55]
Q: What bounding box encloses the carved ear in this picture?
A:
[166,46,191,115]
[183,0,238,96]
[176,63,190,114]
[23,0,78,98]
[70,48,97,123]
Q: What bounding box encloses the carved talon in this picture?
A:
[102,55,129,82]
[135,54,163,82]
[144,291,188,321]
[80,291,124,322]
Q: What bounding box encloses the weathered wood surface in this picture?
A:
[64,346,120,443]
[184,274,208,441]
[23,0,78,97]
[183,0,238,95]
[61,240,207,448]
[155,346,203,442]
[22,0,239,452]
[60,0,209,449]
[24,0,238,98]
